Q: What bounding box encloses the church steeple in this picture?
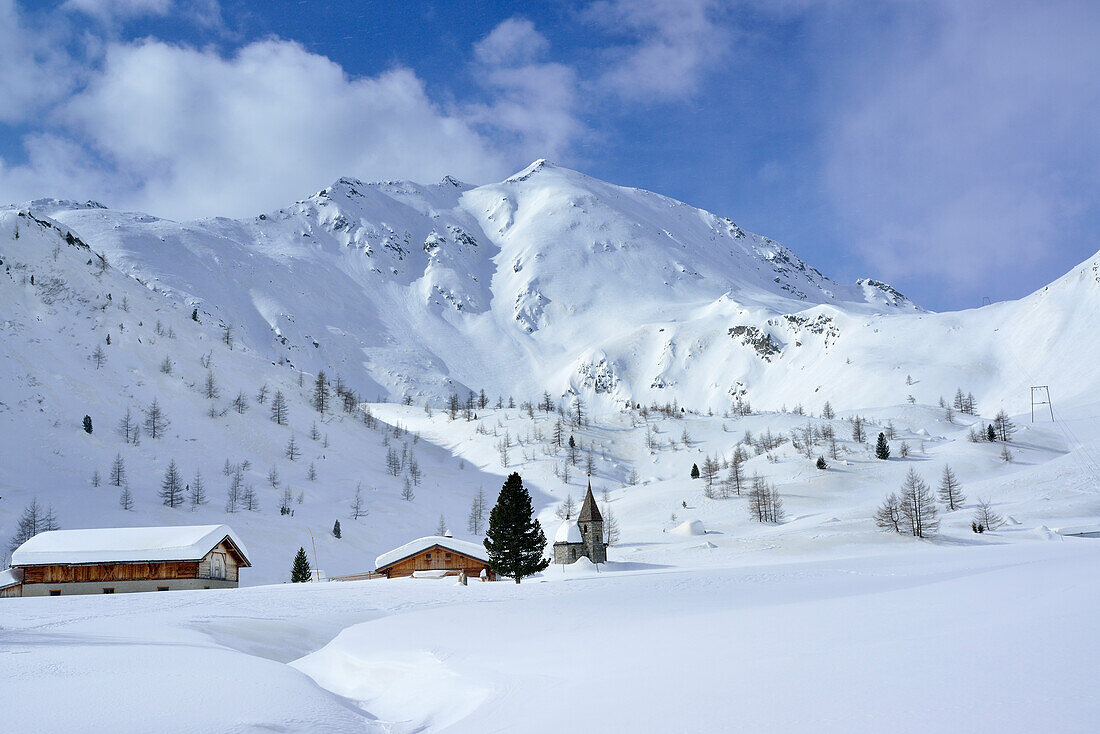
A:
[578,477,602,522]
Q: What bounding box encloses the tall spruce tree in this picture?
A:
[291,547,312,582]
[484,472,549,583]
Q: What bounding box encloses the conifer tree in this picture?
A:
[898,467,939,537]
[986,424,996,442]
[937,464,965,511]
[110,453,127,487]
[188,470,208,508]
[82,415,93,433]
[159,459,184,507]
[690,462,700,479]
[875,432,891,460]
[484,472,549,583]
[270,389,288,425]
[291,547,311,582]
[332,520,341,539]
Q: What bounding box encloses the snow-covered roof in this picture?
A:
[0,567,23,589]
[375,535,488,570]
[10,525,250,566]
[554,520,583,544]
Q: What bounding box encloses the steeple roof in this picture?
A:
[578,479,602,522]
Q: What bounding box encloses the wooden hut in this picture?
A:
[3,524,250,597]
[375,535,495,580]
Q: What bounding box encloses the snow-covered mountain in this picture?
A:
[21,159,1095,416]
[2,161,1098,582]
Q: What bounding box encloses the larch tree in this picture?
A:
[312,370,329,414]
[435,515,448,536]
[484,472,549,584]
[270,389,288,425]
[972,498,1005,531]
[188,469,207,508]
[467,487,487,535]
[993,410,1016,442]
[119,485,134,511]
[143,398,169,439]
[159,459,184,507]
[350,484,366,519]
[874,492,902,533]
[937,464,965,511]
[555,494,576,520]
[110,453,127,487]
[898,467,939,538]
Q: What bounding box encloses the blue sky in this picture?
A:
[1,0,1098,311]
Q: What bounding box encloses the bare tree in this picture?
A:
[203,370,220,400]
[401,476,414,501]
[256,383,269,404]
[270,389,288,425]
[232,391,248,414]
[626,467,640,486]
[267,465,280,489]
[993,409,1016,442]
[119,485,134,511]
[603,505,621,546]
[435,515,448,536]
[188,470,207,508]
[307,462,317,481]
[556,494,577,520]
[972,498,1005,531]
[874,492,902,533]
[467,487,487,535]
[159,355,173,375]
[159,459,184,507]
[117,407,138,444]
[937,464,965,511]
[999,444,1014,463]
[350,484,366,519]
[285,435,300,461]
[748,473,784,523]
[110,453,127,486]
[898,467,939,537]
[821,401,835,420]
[311,370,329,413]
[143,398,169,439]
[91,344,107,369]
[851,415,866,443]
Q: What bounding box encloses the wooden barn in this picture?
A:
[2,524,250,597]
[375,535,495,580]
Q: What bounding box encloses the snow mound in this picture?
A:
[672,519,707,536]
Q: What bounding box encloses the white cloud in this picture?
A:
[467,19,583,163]
[62,0,175,20]
[587,0,731,100]
[0,0,79,124]
[19,39,510,219]
[822,0,1100,294]
[473,17,550,66]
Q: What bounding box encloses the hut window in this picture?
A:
[445,553,452,559]
[157,587,169,592]
[49,589,61,596]
[425,553,431,560]
[102,588,115,594]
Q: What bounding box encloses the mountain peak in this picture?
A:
[505,158,555,183]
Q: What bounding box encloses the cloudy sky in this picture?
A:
[1,0,1098,310]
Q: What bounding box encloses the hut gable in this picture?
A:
[375,535,494,580]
